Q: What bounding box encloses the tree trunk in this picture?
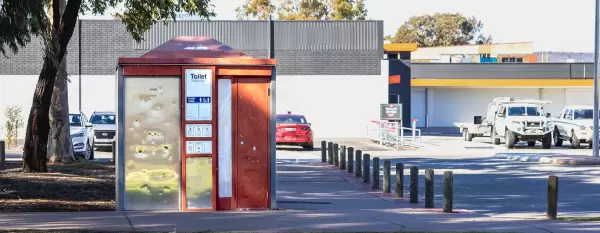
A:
[48,57,76,163]
[22,0,83,172]
[23,60,57,173]
[48,0,76,164]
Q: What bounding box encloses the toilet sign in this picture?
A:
[380,104,402,121]
[185,69,212,121]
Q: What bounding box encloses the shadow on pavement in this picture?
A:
[360,156,600,218]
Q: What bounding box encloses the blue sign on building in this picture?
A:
[186,96,212,103]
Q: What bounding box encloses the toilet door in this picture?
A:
[233,77,270,210]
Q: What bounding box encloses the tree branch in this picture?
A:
[57,0,81,61]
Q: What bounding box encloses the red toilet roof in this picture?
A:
[141,36,251,59]
[118,36,275,66]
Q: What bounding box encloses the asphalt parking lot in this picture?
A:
[278,136,600,218]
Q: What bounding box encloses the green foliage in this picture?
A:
[0,0,50,57]
[237,0,367,20]
[0,0,216,56]
[235,0,275,20]
[391,13,493,47]
[4,105,24,148]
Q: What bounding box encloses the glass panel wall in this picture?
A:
[123,77,181,210]
[186,157,213,208]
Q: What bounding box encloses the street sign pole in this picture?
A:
[594,0,600,157]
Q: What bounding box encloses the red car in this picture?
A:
[276,112,314,150]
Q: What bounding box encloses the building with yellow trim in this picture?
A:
[382,42,594,129]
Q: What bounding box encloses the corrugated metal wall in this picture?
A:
[133,20,382,51]
[134,21,270,50]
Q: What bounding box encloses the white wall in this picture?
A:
[0,75,115,139]
[566,88,594,106]
[541,88,566,116]
[276,75,387,138]
[427,88,542,127]
[419,87,595,127]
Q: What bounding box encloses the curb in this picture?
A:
[495,154,600,165]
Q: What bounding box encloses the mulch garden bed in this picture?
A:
[0,161,115,212]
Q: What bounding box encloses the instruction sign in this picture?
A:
[186,140,212,154]
[185,69,212,121]
[380,104,402,121]
[185,124,212,137]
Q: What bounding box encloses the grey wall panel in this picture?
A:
[411,63,596,79]
[0,22,80,75]
[2,20,383,76]
[133,21,270,51]
[569,63,595,78]
[80,20,146,75]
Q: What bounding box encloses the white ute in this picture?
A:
[458,97,554,149]
[552,105,596,148]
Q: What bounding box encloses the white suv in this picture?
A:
[553,105,595,148]
[69,112,95,160]
[492,103,554,149]
[89,111,116,150]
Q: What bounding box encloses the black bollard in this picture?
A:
[372,157,380,189]
[443,171,453,213]
[396,163,404,197]
[425,169,434,208]
[347,147,354,173]
[327,142,333,165]
[340,145,346,170]
[333,143,339,166]
[410,166,418,203]
[355,150,362,177]
[321,141,326,163]
[383,160,391,193]
[363,154,370,183]
[547,175,559,220]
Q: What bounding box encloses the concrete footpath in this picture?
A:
[1,159,600,232]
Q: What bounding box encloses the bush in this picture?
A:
[4,105,24,148]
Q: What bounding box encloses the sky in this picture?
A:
[80,0,597,52]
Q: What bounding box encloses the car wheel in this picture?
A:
[505,129,515,149]
[571,130,581,149]
[464,129,473,142]
[492,128,500,145]
[462,129,468,141]
[85,141,95,160]
[527,141,536,147]
[542,134,552,149]
[303,143,314,151]
[553,128,563,147]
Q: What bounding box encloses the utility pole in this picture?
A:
[593,0,599,157]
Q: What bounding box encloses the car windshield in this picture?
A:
[69,114,83,127]
[508,106,543,116]
[90,114,115,124]
[573,109,594,119]
[277,115,307,124]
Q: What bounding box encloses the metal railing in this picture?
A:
[367,120,421,149]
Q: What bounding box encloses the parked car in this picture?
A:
[276,112,314,150]
[69,112,95,160]
[458,97,554,149]
[552,105,595,148]
[89,111,116,150]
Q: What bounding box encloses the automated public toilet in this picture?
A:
[114,36,276,211]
